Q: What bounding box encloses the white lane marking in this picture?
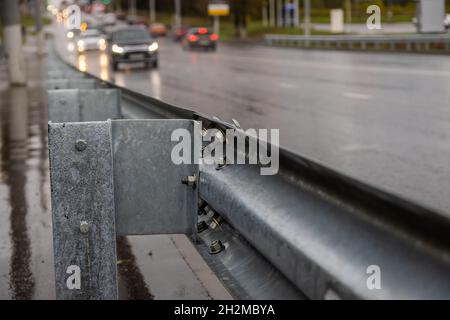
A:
[343,92,372,100]
[279,82,296,89]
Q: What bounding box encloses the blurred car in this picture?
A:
[445,14,450,30]
[102,13,117,26]
[149,23,167,37]
[108,26,159,70]
[173,25,190,41]
[126,16,148,27]
[77,29,106,53]
[116,11,127,21]
[182,27,218,51]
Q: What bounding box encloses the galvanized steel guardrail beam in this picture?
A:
[264,34,450,53]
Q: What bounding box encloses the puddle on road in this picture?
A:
[0,86,38,299]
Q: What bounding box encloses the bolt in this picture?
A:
[197,221,208,233]
[209,239,225,254]
[80,221,89,234]
[181,174,197,187]
[75,139,87,152]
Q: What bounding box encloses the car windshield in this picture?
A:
[81,30,100,38]
[113,29,150,41]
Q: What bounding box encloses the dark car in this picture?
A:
[182,27,218,51]
[173,25,190,41]
[108,27,159,70]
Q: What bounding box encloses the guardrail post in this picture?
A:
[48,119,199,299]
[49,121,118,299]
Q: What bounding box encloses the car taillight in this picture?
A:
[210,33,218,41]
[188,34,198,42]
[198,28,208,34]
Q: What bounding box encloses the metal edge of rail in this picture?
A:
[264,33,450,53]
[50,42,450,299]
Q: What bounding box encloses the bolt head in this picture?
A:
[75,139,87,152]
[80,221,89,234]
[209,239,225,254]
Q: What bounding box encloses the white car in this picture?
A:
[76,29,106,53]
[445,14,450,30]
[102,13,117,26]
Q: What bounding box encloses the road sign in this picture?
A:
[208,3,230,16]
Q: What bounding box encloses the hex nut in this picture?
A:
[209,239,225,254]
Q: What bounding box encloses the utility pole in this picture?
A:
[33,0,45,56]
[262,1,268,26]
[269,0,275,26]
[277,0,283,27]
[174,0,181,28]
[303,0,311,36]
[345,0,352,33]
[0,0,26,86]
[129,0,137,17]
[149,0,156,23]
[293,0,299,27]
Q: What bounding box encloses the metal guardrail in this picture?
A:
[264,34,450,53]
[47,45,450,300]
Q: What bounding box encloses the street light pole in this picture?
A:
[304,0,311,36]
[129,0,136,17]
[149,0,155,23]
[0,0,26,86]
[174,0,181,28]
[277,0,283,27]
[345,0,352,33]
[293,0,299,27]
[269,0,275,26]
[262,1,268,26]
[33,0,45,56]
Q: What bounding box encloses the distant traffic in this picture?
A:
[58,6,219,72]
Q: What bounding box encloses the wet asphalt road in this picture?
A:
[63,35,450,216]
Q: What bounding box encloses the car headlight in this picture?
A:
[148,42,159,52]
[112,44,124,54]
[67,31,74,39]
[98,38,106,46]
[77,40,85,52]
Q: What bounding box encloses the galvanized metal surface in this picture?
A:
[195,219,306,300]
[81,89,121,121]
[199,157,450,299]
[48,89,121,122]
[48,121,118,300]
[112,119,199,236]
[47,79,97,90]
[264,34,450,53]
[48,89,80,123]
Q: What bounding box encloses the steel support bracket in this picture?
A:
[48,119,199,299]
